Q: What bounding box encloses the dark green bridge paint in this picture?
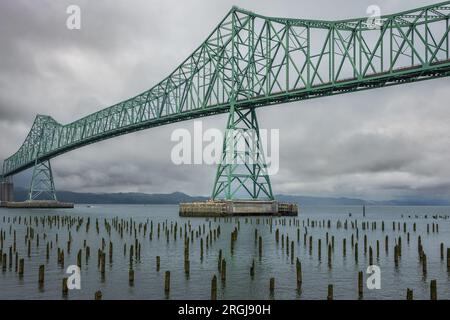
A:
[3,2,450,178]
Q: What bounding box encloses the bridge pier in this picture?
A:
[180,106,298,217]
[0,177,14,203]
[1,160,73,209]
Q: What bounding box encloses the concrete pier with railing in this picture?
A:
[179,200,298,217]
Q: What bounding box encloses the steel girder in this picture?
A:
[2,2,450,180]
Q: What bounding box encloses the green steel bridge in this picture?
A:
[2,2,450,201]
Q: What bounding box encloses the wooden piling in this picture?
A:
[327,244,332,268]
[129,268,134,286]
[164,271,170,293]
[62,278,68,296]
[406,288,413,300]
[327,284,333,300]
[358,271,363,299]
[430,280,437,300]
[447,248,450,270]
[77,249,82,268]
[296,258,302,289]
[250,259,255,278]
[95,291,102,300]
[422,253,427,276]
[221,259,226,282]
[269,277,275,294]
[38,264,45,286]
[258,236,262,258]
[211,275,217,300]
[184,259,190,275]
[18,258,24,277]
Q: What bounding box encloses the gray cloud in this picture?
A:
[1,0,449,201]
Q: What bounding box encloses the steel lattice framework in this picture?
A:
[2,2,450,199]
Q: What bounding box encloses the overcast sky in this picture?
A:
[1,0,450,201]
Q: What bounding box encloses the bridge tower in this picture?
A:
[28,159,57,201]
[211,104,274,200]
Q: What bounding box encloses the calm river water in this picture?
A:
[0,204,449,300]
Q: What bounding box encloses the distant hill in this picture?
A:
[12,187,450,206]
[13,187,208,204]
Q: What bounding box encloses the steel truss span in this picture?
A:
[3,2,450,179]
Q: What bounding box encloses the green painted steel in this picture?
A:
[29,160,57,201]
[211,104,273,200]
[2,2,450,185]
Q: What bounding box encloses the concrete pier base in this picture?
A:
[0,182,14,202]
[0,200,74,209]
[179,200,298,217]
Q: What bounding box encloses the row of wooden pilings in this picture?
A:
[1,213,449,299]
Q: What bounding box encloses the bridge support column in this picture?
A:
[29,160,57,201]
[211,105,274,200]
[0,176,14,203]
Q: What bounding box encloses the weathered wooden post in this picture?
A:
[364,235,367,255]
[129,268,135,286]
[430,280,437,300]
[100,252,106,276]
[258,236,262,258]
[327,284,333,300]
[327,243,332,268]
[406,288,413,300]
[296,258,302,289]
[156,256,160,272]
[422,253,427,276]
[95,291,102,300]
[109,241,113,263]
[358,271,363,299]
[221,259,226,282]
[343,238,346,257]
[211,275,217,300]
[38,264,45,286]
[18,258,24,277]
[269,277,275,294]
[447,248,450,271]
[318,238,322,259]
[184,259,190,275]
[394,245,399,267]
[77,249,82,268]
[164,271,170,294]
[385,235,388,253]
[62,278,68,296]
[291,241,294,264]
[250,259,255,278]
